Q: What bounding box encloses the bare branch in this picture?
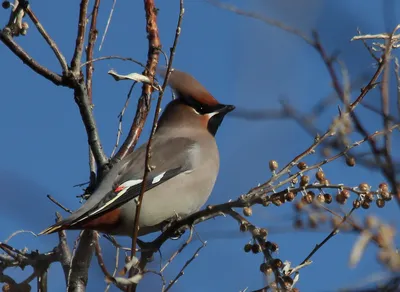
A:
[0,28,64,86]
[80,55,145,68]
[74,83,109,169]
[112,0,162,163]
[67,231,94,292]
[24,4,69,74]
[71,0,89,73]
[86,0,101,102]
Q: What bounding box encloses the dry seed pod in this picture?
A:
[346,156,356,167]
[336,194,346,205]
[286,191,295,202]
[294,218,303,229]
[297,161,307,170]
[261,196,270,207]
[340,189,350,199]
[316,170,325,182]
[376,198,385,208]
[272,197,282,206]
[353,200,361,209]
[240,223,248,232]
[282,276,294,286]
[317,194,325,203]
[379,183,389,192]
[294,201,304,212]
[260,263,268,273]
[381,191,391,201]
[361,200,370,209]
[243,207,252,217]
[300,175,310,186]
[308,216,318,229]
[320,179,330,185]
[259,228,268,238]
[244,243,252,253]
[365,192,374,202]
[359,183,370,193]
[269,160,278,171]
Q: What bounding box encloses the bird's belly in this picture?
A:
[119,170,217,236]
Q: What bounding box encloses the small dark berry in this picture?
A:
[244,243,252,253]
[272,258,283,269]
[2,1,10,9]
[251,244,261,254]
[260,262,268,273]
[324,193,333,204]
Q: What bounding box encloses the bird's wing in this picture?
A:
[39,137,197,234]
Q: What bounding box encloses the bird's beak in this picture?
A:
[217,104,235,115]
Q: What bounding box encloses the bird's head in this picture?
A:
[158,68,235,136]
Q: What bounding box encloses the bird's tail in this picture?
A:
[38,222,68,235]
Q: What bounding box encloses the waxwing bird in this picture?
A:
[39,69,235,237]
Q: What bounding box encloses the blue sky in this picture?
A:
[1,1,399,291]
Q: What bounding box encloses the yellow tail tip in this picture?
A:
[38,225,62,235]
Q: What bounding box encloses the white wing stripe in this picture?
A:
[85,179,143,218]
[152,172,166,184]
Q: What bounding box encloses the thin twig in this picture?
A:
[111,82,137,157]
[300,207,356,265]
[24,5,69,73]
[129,3,184,290]
[47,195,73,214]
[207,0,313,45]
[164,241,206,292]
[93,233,114,282]
[127,2,162,291]
[4,230,36,243]
[80,55,145,68]
[99,0,117,51]
[160,227,193,273]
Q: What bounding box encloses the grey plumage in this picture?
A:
[39,69,234,237]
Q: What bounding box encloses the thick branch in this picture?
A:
[71,0,89,73]
[74,84,109,169]
[112,0,161,163]
[67,231,94,292]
